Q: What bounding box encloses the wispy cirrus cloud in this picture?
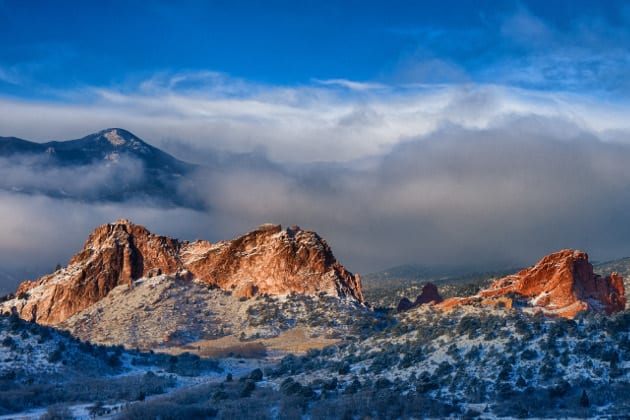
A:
[387,4,630,94]
[0,65,21,85]
[313,78,387,91]
[2,74,630,164]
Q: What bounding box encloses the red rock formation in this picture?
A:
[3,219,363,324]
[397,283,443,312]
[415,283,443,305]
[182,224,363,301]
[438,249,625,318]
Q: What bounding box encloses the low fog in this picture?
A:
[190,115,630,270]
[0,155,146,200]
[1,109,630,294]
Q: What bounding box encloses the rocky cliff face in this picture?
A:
[182,223,362,301]
[4,219,363,325]
[439,249,625,318]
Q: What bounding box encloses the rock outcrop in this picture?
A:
[3,219,363,325]
[397,283,443,312]
[396,297,415,312]
[181,223,363,302]
[439,249,625,318]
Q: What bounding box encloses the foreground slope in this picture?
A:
[1,219,363,325]
[262,304,630,418]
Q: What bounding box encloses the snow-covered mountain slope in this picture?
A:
[0,128,200,207]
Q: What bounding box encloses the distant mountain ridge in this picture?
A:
[0,128,199,207]
[0,128,187,168]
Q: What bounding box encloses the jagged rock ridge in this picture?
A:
[4,219,363,324]
[439,249,625,318]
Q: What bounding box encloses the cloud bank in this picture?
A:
[1,78,629,164]
[192,114,630,271]
[1,78,630,293]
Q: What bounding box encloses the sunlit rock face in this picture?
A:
[4,219,363,325]
[439,249,625,318]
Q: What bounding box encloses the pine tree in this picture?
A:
[580,389,590,408]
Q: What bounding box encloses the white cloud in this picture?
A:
[313,78,387,91]
[500,7,553,47]
[1,76,629,164]
[0,65,21,85]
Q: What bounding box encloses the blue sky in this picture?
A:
[1,0,630,97]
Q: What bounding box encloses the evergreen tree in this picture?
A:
[580,390,590,408]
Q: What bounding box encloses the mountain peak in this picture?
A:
[98,127,137,137]
[100,128,131,146]
[89,128,146,149]
[112,217,134,226]
[0,129,199,208]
